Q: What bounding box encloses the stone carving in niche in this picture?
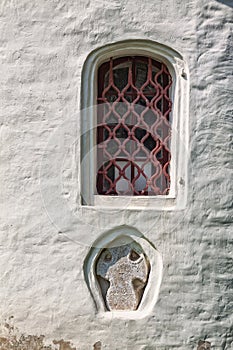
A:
[96,240,150,311]
[197,341,211,350]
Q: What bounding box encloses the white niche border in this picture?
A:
[83,226,163,319]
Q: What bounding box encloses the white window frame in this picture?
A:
[80,39,189,210]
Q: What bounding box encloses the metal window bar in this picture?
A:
[96,56,172,196]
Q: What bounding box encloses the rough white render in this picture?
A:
[0,0,232,349]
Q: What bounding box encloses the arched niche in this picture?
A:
[83,226,163,319]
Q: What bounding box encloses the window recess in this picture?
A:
[80,40,188,209]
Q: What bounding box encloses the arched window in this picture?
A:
[81,40,188,208]
[96,56,172,196]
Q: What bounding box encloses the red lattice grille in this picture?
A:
[96,56,172,196]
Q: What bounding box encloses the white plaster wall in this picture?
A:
[0,0,232,349]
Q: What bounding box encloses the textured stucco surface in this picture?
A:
[0,0,232,349]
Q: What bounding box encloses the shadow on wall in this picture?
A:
[215,0,233,7]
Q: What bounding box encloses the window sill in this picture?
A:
[93,194,177,210]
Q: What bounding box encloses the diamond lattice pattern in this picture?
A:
[97,56,172,196]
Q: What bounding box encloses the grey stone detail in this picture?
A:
[197,340,211,349]
[96,242,149,311]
